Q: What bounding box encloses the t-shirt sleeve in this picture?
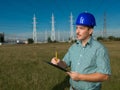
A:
[62,49,71,67]
[96,47,111,75]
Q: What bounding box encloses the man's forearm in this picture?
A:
[78,73,109,82]
[67,72,110,82]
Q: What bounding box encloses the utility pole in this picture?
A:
[57,31,60,42]
[51,13,55,42]
[33,14,37,43]
[103,12,107,38]
[70,12,74,41]
[45,30,48,43]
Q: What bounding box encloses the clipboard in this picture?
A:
[45,61,69,72]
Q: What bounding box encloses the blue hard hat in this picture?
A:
[75,12,96,27]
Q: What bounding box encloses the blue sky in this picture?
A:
[0,0,120,34]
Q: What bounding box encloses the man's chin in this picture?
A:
[76,38,82,41]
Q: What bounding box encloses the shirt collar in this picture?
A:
[87,36,93,45]
[76,36,93,47]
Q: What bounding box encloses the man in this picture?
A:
[51,12,111,90]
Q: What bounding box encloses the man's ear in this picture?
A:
[89,28,93,35]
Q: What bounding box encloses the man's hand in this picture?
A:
[67,71,81,81]
[51,57,60,65]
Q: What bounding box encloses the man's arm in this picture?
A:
[67,72,110,82]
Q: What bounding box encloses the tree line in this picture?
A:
[97,36,120,41]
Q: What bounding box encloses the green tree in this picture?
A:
[97,36,104,41]
[27,38,34,44]
[0,33,4,43]
[108,36,115,40]
[47,37,52,43]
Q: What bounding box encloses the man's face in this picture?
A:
[76,25,93,40]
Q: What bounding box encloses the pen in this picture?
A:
[55,51,58,61]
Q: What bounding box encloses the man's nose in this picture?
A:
[76,29,79,33]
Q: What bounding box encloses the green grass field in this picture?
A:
[0,41,120,90]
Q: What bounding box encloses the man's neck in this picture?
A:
[81,36,91,46]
